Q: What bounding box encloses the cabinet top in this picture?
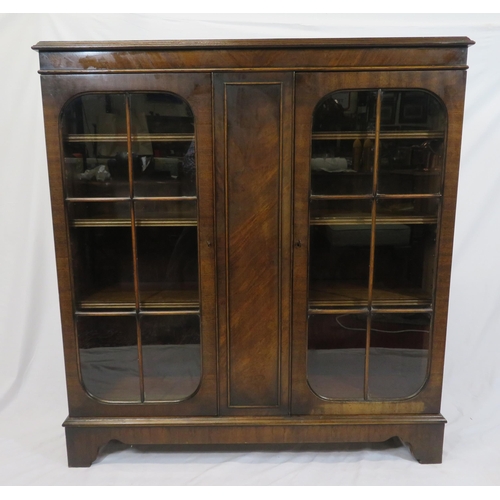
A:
[33,37,474,74]
[32,36,474,52]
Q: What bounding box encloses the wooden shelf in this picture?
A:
[71,218,197,227]
[310,211,437,225]
[65,180,197,200]
[312,131,444,141]
[311,169,440,177]
[78,284,199,310]
[65,133,194,143]
[309,281,431,308]
[379,169,441,176]
[311,169,371,176]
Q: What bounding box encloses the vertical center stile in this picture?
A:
[126,95,145,403]
[364,89,383,400]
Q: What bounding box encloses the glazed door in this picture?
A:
[41,73,217,416]
[292,71,466,415]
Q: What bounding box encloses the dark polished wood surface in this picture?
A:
[36,48,470,74]
[225,82,281,408]
[214,73,293,416]
[34,36,474,74]
[32,36,474,51]
[64,415,446,466]
[292,70,466,416]
[34,37,472,466]
[40,73,218,417]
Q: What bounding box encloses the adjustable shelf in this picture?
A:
[309,281,431,309]
[64,133,195,143]
[77,284,199,311]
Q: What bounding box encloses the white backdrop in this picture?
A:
[0,13,499,486]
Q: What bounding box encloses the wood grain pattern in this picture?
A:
[64,414,446,466]
[225,82,281,408]
[36,47,470,74]
[39,73,217,418]
[292,70,467,416]
[34,38,471,465]
[32,37,474,51]
[214,73,293,415]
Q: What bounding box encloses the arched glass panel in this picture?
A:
[307,89,444,401]
[62,92,201,403]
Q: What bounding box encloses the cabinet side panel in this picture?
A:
[225,83,282,407]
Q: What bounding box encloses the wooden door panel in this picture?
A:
[225,83,281,407]
[214,73,293,415]
[292,70,467,415]
[40,73,217,417]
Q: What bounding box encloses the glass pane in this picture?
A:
[311,139,374,195]
[134,200,197,225]
[62,94,129,198]
[62,94,127,136]
[378,138,444,194]
[309,225,371,307]
[130,93,195,135]
[129,94,196,197]
[68,201,131,227]
[313,91,378,132]
[378,90,445,195]
[376,198,440,222]
[308,313,366,399]
[77,315,140,402]
[63,142,130,198]
[368,312,430,399]
[131,141,196,197]
[136,226,199,310]
[373,211,437,306]
[70,226,134,310]
[141,315,201,401]
[311,91,378,196]
[380,91,445,132]
[310,199,372,225]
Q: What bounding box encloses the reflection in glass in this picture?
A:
[136,226,199,310]
[130,94,196,197]
[373,220,437,306]
[62,94,129,198]
[68,201,131,226]
[130,93,195,135]
[70,227,134,310]
[309,225,370,306]
[134,200,197,225]
[307,88,443,402]
[62,94,127,137]
[311,139,374,196]
[313,91,378,132]
[380,91,445,132]
[61,92,198,198]
[132,140,196,197]
[63,92,202,406]
[141,315,201,401]
[377,90,446,195]
[63,141,130,198]
[311,91,378,196]
[310,199,372,224]
[376,198,439,222]
[368,313,430,399]
[378,139,444,194]
[311,139,372,173]
[308,313,366,399]
[77,315,140,402]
